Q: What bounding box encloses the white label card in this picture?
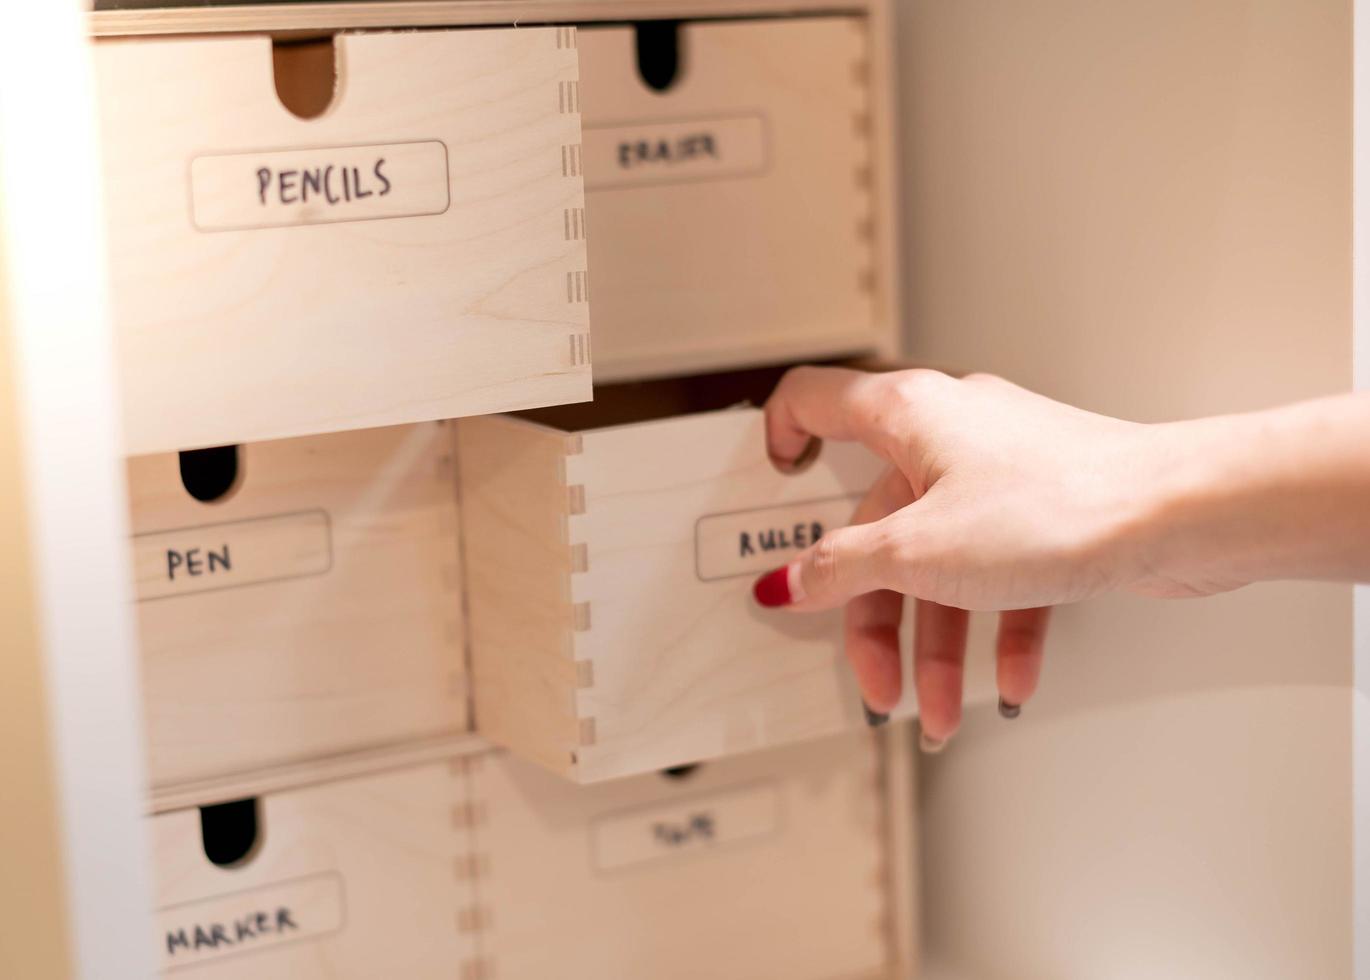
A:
[592,784,780,872]
[582,114,768,190]
[189,140,450,231]
[158,872,344,970]
[133,510,332,601]
[695,495,859,581]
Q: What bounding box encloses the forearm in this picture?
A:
[1134,391,1370,591]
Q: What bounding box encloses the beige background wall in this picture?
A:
[895,1,1356,975]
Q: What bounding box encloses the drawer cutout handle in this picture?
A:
[272,37,338,121]
[199,797,261,869]
[634,20,684,92]
[660,762,702,782]
[178,445,241,504]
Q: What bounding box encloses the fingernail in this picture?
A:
[753,564,802,607]
[919,731,946,754]
[863,702,890,728]
[753,566,793,607]
[998,698,1021,720]
[770,436,822,474]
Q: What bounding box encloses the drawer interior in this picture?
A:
[518,364,792,431]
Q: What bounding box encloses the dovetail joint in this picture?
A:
[461,959,497,980]
[561,144,582,178]
[575,659,595,689]
[450,801,488,830]
[558,80,581,114]
[578,717,598,746]
[457,906,492,933]
[567,484,586,515]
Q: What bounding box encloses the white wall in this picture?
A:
[894,1,1356,974]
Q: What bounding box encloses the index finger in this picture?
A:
[764,366,892,468]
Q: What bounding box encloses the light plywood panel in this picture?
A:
[129,422,467,793]
[150,762,477,977]
[88,0,889,37]
[467,732,892,980]
[459,391,955,783]
[95,28,590,454]
[580,16,890,380]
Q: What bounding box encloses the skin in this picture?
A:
[758,366,1370,747]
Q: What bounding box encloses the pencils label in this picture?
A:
[189,140,449,231]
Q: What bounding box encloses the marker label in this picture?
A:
[158,872,344,970]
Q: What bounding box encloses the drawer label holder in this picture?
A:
[132,509,332,601]
[694,495,859,582]
[158,872,345,970]
[582,114,769,190]
[591,783,781,872]
[189,139,450,231]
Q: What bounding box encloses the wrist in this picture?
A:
[1115,414,1266,595]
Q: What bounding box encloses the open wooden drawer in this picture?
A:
[94,27,590,454]
[457,369,918,783]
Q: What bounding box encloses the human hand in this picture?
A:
[750,366,1233,748]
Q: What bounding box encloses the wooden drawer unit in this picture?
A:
[460,732,896,980]
[579,15,898,380]
[95,27,591,455]
[129,423,466,791]
[150,763,477,977]
[457,372,916,783]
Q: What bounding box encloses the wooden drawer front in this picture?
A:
[96,28,591,455]
[458,406,916,783]
[579,17,881,380]
[464,733,891,980]
[130,423,466,791]
[151,763,477,977]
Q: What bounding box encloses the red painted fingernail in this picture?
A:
[753,567,793,607]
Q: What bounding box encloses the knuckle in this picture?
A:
[886,368,949,407]
[808,532,843,590]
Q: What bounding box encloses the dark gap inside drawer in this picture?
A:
[517,358,882,432]
[517,364,790,431]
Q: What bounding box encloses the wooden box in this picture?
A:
[457,373,917,783]
[94,27,591,455]
[460,731,899,980]
[128,422,467,792]
[578,15,899,380]
[150,762,478,977]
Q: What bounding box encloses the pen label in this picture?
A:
[582,114,768,190]
[591,784,779,872]
[189,140,450,231]
[694,496,858,581]
[132,510,331,601]
[158,872,344,970]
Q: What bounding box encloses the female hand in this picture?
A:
[751,366,1370,748]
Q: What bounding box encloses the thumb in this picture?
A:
[752,517,897,612]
